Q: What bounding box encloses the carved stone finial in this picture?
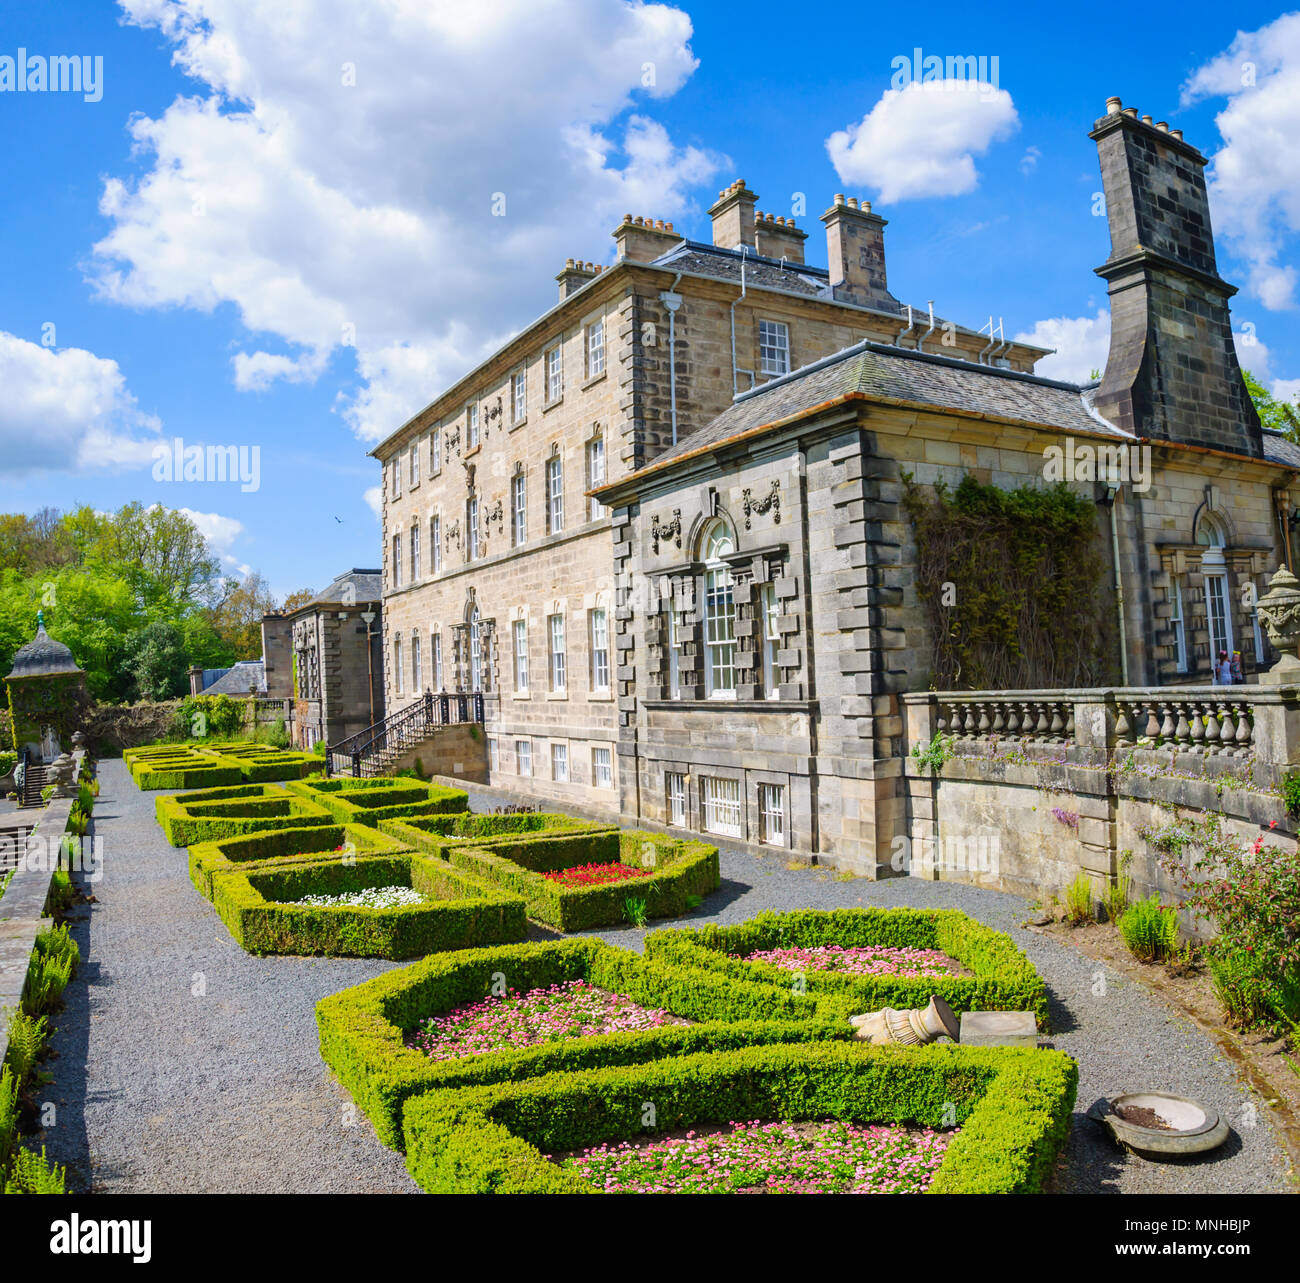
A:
[1255,565,1300,684]
[849,995,959,1045]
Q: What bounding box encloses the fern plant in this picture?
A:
[1065,873,1094,925]
[4,1146,68,1194]
[3,1012,47,1082]
[1119,895,1179,963]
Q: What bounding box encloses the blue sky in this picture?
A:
[1,0,1297,600]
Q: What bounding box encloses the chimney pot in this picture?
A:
[1171,128,1183,140]
[1141,114,1153,125]
[565,257,574,268]
[846,196,859,209]
[1123,107,1138,118]
[834,193,845,205]
[1106,96,1123,114]
[1156,121,1169,132]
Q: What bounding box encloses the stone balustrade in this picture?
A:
[906,684,1300,784]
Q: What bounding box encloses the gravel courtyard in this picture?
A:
[40,761,1292,1194]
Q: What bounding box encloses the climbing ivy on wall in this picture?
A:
[902,474,1115,690]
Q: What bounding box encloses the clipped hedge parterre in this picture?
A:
[209,852,527,959]
[286,776,469,827]
[316,937,847,1150]
[401,1039,1077,1195]
[644,908,1049,1029]
[156,786,335,847]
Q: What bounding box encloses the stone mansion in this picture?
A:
[372,98,1300,873]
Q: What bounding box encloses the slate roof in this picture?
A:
[1263,430,1300,469]
[6,616,83,681]
[632,340,1118,477]
[202,660,266,696]
[308,568,383,608]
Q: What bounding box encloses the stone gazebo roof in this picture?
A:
[6,612,84,680]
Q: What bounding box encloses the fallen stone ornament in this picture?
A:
[850,995,959,1045]
[1087,1092,1230,1157]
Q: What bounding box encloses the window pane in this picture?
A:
[702,776,741,836]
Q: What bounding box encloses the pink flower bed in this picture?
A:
[542,861,653,888]
[560,1119,954,1193]
[408,980,687,1061]
[744,943,958,977]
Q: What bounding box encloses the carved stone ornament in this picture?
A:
[1255,564,1300,682]
[849,995,959,1046]
[742,479,780,530]
[651,508,682,555]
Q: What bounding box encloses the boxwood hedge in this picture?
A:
[286,777,469,827]
[401,1040,1077,1195]
[643,908,1049,1028]
[208,852,527,958]
[188,821,411,899]
[316,937,845,1150]
[156,787,336,847]
[441,830,719,932]
[379,811,613,855]
[125,742,316,789]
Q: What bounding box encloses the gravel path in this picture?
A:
[38,766,1291,1193]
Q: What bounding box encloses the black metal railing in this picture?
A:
[325,690,485,778]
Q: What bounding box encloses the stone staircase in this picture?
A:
[326,691,485,778]
[19,758,47,809]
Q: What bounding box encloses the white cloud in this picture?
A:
[93,0,723,441]
[176,506,243,553]
[826,80,1018,203]
[1272,377,1300,404]
[1014,309,1111,383]
[1019,145,1040,175]
[362,485,382,520]
[1182,13,1300,309]
[0,330,161,475]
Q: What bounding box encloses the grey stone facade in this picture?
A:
[261,569,384,749]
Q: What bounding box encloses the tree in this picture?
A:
[281,588,317,612]
[1244,370,1300,441]
[121,620,190,701]
[211,572,278,659]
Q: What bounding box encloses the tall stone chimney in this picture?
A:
[611,216,680,263]
[1090,97,1262,457]
[708,180,758,251]
[753,211,807,264]
[820,195,899,311]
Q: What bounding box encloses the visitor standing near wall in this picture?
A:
[1231,651,1244,684]
[1214,651,1233,684]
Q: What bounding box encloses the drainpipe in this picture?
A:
[895,303,916,348]
[914,300,936,353]
[1107,484,1130,685]
[659,272,683,446]
[730,246,754,397]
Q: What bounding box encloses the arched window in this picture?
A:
[700,518,737,698]
[1197,513,1233,662]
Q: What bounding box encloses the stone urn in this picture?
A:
[850,995,960,1046]
[1256,565,1300,684]
[47,751,78,798]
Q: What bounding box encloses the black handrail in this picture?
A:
[325,690,484,778]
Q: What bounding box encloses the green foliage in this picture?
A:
[910,732,953,774]
[0,751,16,777]
[1065,873,1094,925]
[22,949,73,1017]
[645,908,1050,1028]
[176,694,246,740]
[902,473,1112,689]
[0,1067,19,1172]
[34,923,79,973]
[187,820,407,899]
[1145,811,1300,1026]
[285,777,469,827]
[4,1146,68,1194]
[121,619,189,701]
[42,867,73,916]
[253,718,291,749]
[315,937,851,1150]
[2,1012,47,1083]
[155,787,334,847]
[1118,895,1180,963]
[399,1041,1077,1196]
[1104,852,1133,924]
[439,830,720,932]
[208,852,527,958]
[1243,369,1300,441]
[1208,946,1282,1030]
[624,895,648,927]
[1281,770,1300,818]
